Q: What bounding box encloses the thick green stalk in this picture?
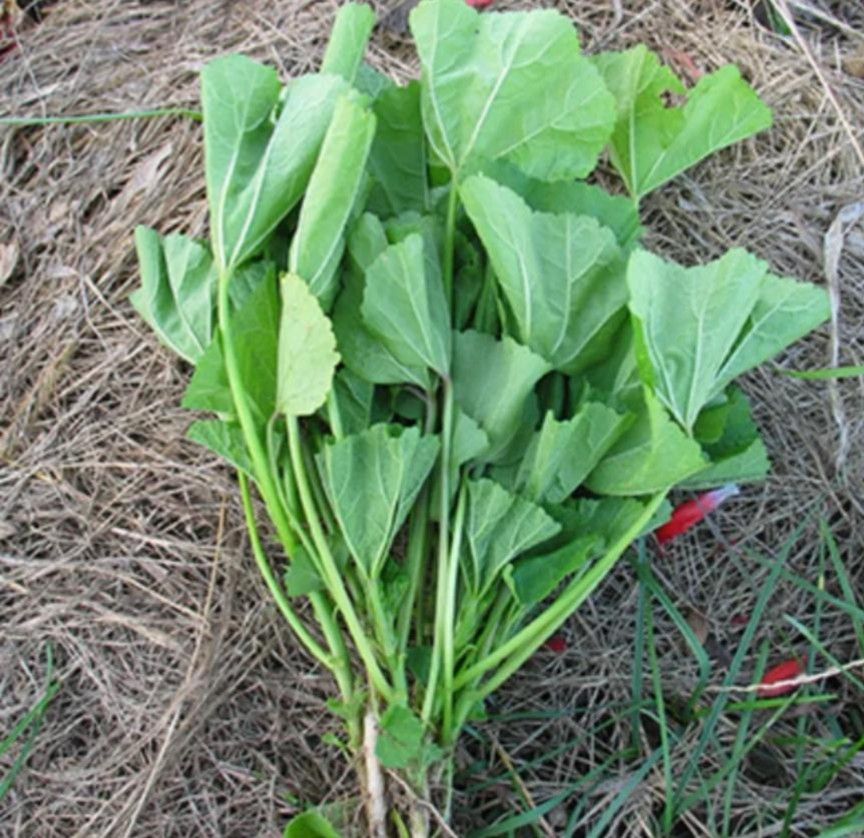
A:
[453,492,668,698]
[442,183,459,305]
[287,416,396,702]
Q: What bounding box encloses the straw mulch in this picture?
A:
[1,1,863,835]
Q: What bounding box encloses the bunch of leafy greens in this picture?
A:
[132,1,830,833]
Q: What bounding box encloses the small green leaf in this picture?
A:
[283,810,343,838]
[131,227,217,364]
[320,425,440,577]
[586,389,707,495]
[284,544,325,598]
[681,387,770,489]
[465,478,561,595]
[186,419,252,475]
[461,176,628,374]
[453,330,551,461]
[377,704,441,770]
[289,96,377,308]
[362,234,451,376]
[320,3,376,84]
[276,274,339,417]
[514,403,631,503]
[594,46,773,200]
[410,0,615,179]
[509,535,599,606]
[202,57,347,271]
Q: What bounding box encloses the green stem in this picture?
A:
[443,182,459,307]
[441,486,467,745]
[287,416,395,703]
[239,472,331,667]
[0,107,202,127]
[453,492,667,697]
[421,379,455,725]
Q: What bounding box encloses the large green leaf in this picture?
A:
[202,56,347,271]
[327,369,376,437]
[409,0,615,180]
[320,425,440,577]
[183,272,279,424]
[361,234,451,376]
[131,227,217,364]
[461,175,628,373]
[585,389,707,495]
[276,274,339,417]
[593,46,772,201]
[289,97,377,308]
[628,249,830,432]
[628,248,765,432]
[514,403,631,503]
[367,82,429,217]
[464,478,561,595]
[320,3,376,84]
[452,330,551,460]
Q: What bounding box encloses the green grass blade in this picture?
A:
[782,365,864,380]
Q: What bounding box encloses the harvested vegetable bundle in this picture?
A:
[132,1,829,833]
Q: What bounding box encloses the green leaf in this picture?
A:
[183,271,279,423]
[202,56,347,271]
[284,544,325,598]
[680,387,770,489]
[131,227,216,364]
[713,272,831,394]
[593,46,772,200]
[361,234,451,376]
[514,403,631,503]
[783,365,864,381]
[283,810,343,838]
[479,160,642,249]
[452,330,551,461]
[409,0,615,179]
[333,269,430,389]
[289,97,377,308]
[628,248,766,432]
[586,389,707,495]
[367,82,429,216]
[276,274,340,417]
[376,704,441,770]
[186,419,252,475]
[451,408,490,482]
[509,535,599,606]
[320,425,440,577]
[465,478,561,595]
[628,250,831,432]
[320,3,376,84]
[327,369,375,436]
[461,175,628,373]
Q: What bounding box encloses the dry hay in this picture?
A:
[1,0,863,835]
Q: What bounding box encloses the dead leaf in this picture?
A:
[843,47,864,79]
[0,240,19,286]
[114,143,173,207]
[684,607,709,646]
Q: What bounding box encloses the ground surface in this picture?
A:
[1,1,863,836]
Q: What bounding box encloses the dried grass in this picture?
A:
[1,0,862,835]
